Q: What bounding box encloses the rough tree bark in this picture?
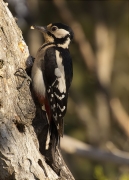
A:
[0,0,75,179]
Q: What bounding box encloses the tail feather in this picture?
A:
[45,120,59,164]
[50,120,59,152]
[45,129,50,150]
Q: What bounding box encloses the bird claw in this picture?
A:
[14,68,32,89]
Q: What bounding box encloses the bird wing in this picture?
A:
[42,47,67,137]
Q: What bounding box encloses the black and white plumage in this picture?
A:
[31,23,73,150]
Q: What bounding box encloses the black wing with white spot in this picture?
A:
[43,47,70,137]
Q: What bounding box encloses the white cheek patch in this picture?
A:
[54,29,70,38]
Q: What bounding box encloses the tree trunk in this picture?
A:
[0,0,74,179]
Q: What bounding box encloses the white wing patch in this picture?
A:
[57,104,66,112]
[53,113,58,121]
[54,68,61,78]
[55,50,66,93]
[54,92,65,100]
[47,89,50,93]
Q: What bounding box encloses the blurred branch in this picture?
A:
[69,95,110,144]
[110,98,129,137]
[74,100,100,144]
[70,95,129,142]
[61,135,129,165]
[95,92,110,143]
[106,141,124,153]
[95,23,116,87]
[53,0,95,72]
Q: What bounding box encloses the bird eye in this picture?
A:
[51,26,57,31]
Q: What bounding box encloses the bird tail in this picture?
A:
[45,120,59,169]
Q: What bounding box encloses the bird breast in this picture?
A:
[31,59,46,97]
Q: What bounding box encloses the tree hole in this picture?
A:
[15,122,25,133]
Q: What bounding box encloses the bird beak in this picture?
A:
[30,25,47,33]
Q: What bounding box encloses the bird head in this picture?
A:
[31,23,74,48]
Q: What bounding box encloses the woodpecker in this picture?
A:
[31,23,73,151]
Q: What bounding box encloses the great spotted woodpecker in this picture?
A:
[31,23,73,151]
